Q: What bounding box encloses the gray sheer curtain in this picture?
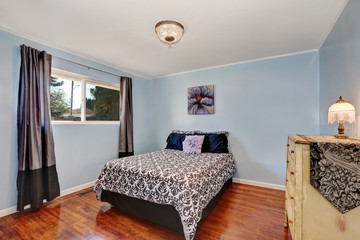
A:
[119,76,134,158]
[17,45,60,211]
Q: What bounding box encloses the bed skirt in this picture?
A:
[101,178,232,233]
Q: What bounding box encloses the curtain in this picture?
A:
[119,76,134,158]
[17,45,60,211]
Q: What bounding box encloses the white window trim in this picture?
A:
[51,68,120,125]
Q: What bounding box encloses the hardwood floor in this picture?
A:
[0,183,291,240]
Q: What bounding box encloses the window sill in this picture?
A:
[51,121,120,125]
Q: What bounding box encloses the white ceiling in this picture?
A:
[0,0,348,79]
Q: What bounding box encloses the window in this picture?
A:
[50,76,82,121]
[50,69,120,123]
[86,82,119,121]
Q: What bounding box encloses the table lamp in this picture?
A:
[328,96,356,139]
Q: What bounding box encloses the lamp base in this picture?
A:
[335,133,348,139]
[335,122,348,139]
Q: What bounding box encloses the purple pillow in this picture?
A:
[182,135,205,154]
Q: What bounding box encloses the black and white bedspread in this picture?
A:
[94,149,236,240]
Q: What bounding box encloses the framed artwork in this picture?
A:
[187,85,214,115]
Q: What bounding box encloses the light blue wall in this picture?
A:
[152,52,320,185]
[0,24,324,211]
[0,29,153,211]
[319,0,360,137]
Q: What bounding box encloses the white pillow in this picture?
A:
[182,135,205,154]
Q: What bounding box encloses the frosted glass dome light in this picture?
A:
[155,20,184,46]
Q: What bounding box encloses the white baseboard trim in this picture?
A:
[233,178,285,191]
[0,180,96,218]
[0,206,17,218]
[1,179,283,218]
[60,180,96,197]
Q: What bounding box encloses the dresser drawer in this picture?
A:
[287,138,296,162]
[286,156,296,188]
[287,168,296,187]
[285,190,295,238]
[286,170,296,197]
[287,139,296,188]
[287,151,296,175]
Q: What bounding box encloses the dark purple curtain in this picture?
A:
[119,76,133,158]
[17,45,60,211]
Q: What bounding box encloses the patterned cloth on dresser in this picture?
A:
[94,149,236,240]
[304,135,360,214]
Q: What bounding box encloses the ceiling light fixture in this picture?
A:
[155,20,184,47]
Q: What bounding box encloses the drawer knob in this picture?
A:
[286,178,288,182]
[287,144,290,147]
[291,150,295,153]
[290,196,294,200]
[287,160,289,163]
[290,171,295,175]
[289,219,293,224]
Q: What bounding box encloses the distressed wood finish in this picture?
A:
[0,184,291,240]
[285,135,309,240]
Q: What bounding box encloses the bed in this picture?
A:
[94,131,236,240]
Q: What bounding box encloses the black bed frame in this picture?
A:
[101,178,232,233]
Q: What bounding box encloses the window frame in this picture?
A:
[51,68,120,125]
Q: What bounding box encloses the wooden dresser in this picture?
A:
[284,135,360,240]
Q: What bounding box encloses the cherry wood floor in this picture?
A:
[0,183,291,240]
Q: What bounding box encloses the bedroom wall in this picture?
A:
[0,29,153,211]
[152,51,320,186]
[319,0,360,137]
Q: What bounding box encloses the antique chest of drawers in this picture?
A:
[284,135,360,240]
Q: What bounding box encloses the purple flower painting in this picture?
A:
[187,85,214,115]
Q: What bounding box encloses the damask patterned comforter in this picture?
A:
[94,149,236,240]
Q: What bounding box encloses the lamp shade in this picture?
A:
[328,96,356,124]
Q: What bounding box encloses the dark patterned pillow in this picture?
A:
[200,133,229,153]
[182,135,205,154]
[166,133,189,150]
[166,131,229,153]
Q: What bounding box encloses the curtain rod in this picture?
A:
[19,45,122,78]
[52,56,122,78]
